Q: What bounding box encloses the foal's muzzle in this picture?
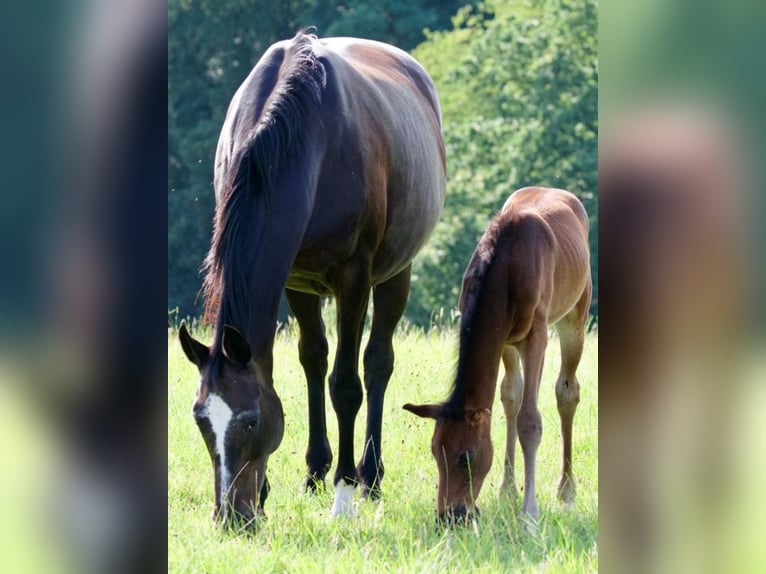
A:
[438,504,480,527]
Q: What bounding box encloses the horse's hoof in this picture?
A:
[329,479,357,518]
[304,474,326,494]
[360,483,383,500]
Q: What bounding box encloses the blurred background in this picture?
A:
[599,0,766,572]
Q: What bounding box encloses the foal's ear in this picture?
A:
[403,403,444,419]
[179,322,209,367]
[222,325,252,367]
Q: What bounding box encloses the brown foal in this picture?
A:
[405,186,592,523]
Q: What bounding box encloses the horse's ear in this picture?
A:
[403,403,444,419]
[222,325,252,367]
[179,322,209,367]
[466,408,491,428]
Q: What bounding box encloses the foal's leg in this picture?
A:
[500,345,524,497]
[517,318,548,521]
[554,281,591,504]
[285,289,332,492]
[328,260,371,516]
[357,265,411,499]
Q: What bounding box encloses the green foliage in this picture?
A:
[409,0,598,324]
[168,328,599,571]
[316,0,474,51]
[168,0,598,324]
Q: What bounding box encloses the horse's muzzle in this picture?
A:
[216,501,262,530]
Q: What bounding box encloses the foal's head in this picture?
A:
[179,324,284,525]
[403,403,493,523]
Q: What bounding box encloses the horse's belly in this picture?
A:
[284,270,333,296]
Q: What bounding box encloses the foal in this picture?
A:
[405,187,592,523]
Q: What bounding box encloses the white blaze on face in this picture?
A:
[197,393,234,513]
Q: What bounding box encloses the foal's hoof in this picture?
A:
[519,512,538,535]
[557,476,577,505]
[500,480,520,501]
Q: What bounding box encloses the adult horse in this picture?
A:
[404,187,591,524]
[179,31,445,523]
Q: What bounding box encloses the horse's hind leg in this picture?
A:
[500,346,524,498]
[285,289,332,493]
[358,265,411,499]
[554,280,592,504]
[328,259,371,516]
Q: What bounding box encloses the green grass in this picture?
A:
[168,325,598,573]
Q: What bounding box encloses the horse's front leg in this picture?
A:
[358,265,411,498]
[500,345,524,498]
[285,289,332,492]
[517,319,548,524]
[328,260,371,517]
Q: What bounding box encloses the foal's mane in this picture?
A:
[444,215,505,415]
[202,31,327,348]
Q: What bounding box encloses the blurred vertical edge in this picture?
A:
[0,1,167,573]
[600,0,765,573]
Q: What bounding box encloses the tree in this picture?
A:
[408,0,598,324]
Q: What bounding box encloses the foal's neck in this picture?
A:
[454,303,508,412]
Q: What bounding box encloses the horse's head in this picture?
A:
[179,323,284,526]
[403,403,493,523]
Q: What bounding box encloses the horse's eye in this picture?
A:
[236,409,260,431]
[457,451,475,470]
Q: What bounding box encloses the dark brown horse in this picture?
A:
[404,187,591,524]
[179,31,445,523]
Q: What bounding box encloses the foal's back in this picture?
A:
[474,187,590,340]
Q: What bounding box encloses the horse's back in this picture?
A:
[309,37,447,282]
[498,187,591,324]
[319,37,442,124]
[216,33,445,293]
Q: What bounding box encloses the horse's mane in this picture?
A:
[202,31,326,350]
[443,215,505,415]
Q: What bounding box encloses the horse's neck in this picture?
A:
[216,255,292,383]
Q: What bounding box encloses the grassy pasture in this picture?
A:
[168,323,598,573]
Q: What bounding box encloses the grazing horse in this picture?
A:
[179,31,445,523]
[404,187,591,524]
